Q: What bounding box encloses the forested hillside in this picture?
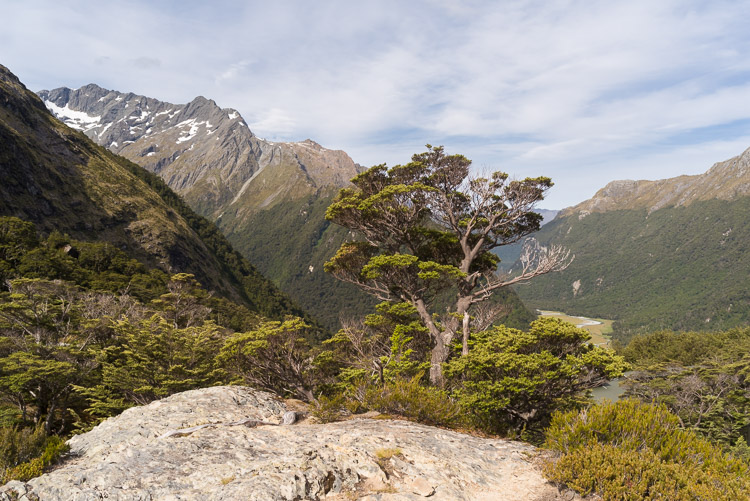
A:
[517,148,750,343]
[0,64,308,322]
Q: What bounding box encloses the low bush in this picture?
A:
[543,400,749,500]
[309,394,349,423]
[356,377,464,428]
[322,376,464,428]
[0,425,69,483]
[444,318,628,436]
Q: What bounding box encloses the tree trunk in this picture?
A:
[461,311,471,356]
[429,336,451,387]
[413,299,453,386]
[44,402,56,435]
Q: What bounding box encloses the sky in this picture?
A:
[3,0,750,208]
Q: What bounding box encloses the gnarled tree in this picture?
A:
[325,146,571,384]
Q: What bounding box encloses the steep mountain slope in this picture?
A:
[517,148,750,342]
[0,64,305,320]
[38,85,373,329]
[39,85,535,330]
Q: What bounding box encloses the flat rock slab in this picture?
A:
[0,386,568,500]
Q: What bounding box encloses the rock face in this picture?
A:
[0,387,566,501]
[36,85,362,221]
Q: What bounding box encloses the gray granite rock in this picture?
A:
[0,386,571,500]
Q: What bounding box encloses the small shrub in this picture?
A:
[356,377,464,428]
[543,400,750,500]
[375,447,402,460]
[310,394,348,423]
[0,426,68,483]
[729,436,750,463]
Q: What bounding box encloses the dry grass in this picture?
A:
[538,311,613,346]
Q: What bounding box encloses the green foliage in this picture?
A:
[0,425,68,483]
[622,327,750,449]
[445,318,628,435]
[89,315,226,406]
[730,436,750,463]
[219,318,317,401]
[309,393,349,423]
[543,400,750,500]
[622,326,750,366]
[322,301,431,386]
[349,376,464,428]
[518,197,750,342]
[0,216,272,434]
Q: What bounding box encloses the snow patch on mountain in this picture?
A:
[44,100,100,131]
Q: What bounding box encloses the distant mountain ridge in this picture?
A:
[517,147,750,342]
[36,85,376,329]
[37,84,362,217]
[562,148,750,217]
[0,64,305,321]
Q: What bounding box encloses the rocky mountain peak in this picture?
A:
[36,85,361,219]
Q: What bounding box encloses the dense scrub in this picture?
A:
[543,400,749,500]
[621,327,750,452]
[0,216,278,478]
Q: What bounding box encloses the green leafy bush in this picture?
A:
[309,394,349,423]
[351,376,464,428]
[622,327,750,449]
[543,400,750,500]
[218,317,317,401]
[0,425,68,483]
[444,318,628,435]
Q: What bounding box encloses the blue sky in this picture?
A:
[3,0,750,208]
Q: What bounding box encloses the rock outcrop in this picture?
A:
[0,386,569,500]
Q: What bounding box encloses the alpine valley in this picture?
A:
[2,62,748,500]
[516,147,750,343]
[37,83,533,330]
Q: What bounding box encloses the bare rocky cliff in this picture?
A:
[0,387,571,501]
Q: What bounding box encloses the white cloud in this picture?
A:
[3,0,750,208]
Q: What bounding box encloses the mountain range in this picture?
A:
[0,63,305,322]
[516,147,750,342]
[36,84,376,329]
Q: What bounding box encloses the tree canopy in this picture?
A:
[325,146,571,383]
